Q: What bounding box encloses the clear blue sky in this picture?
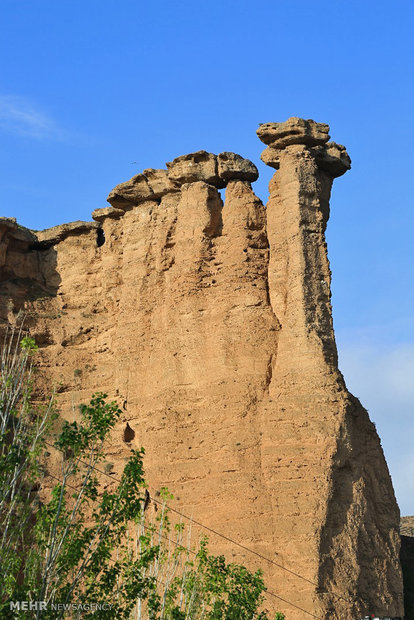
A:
[1,0,413,513]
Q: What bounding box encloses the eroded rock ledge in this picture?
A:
[104,150,258,214]
[3,150,258,250]
[257,117,351,178]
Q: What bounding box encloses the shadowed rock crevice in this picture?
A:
[96,227,105,247]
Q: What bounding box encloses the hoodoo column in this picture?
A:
[257,118,403,619]
[258,118,351,387]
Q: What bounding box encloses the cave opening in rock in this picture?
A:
[96,227,105,247]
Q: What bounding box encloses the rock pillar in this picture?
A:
[257,118,403,618]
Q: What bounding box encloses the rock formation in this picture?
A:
[401,516,414,618]
[0,120,404,619]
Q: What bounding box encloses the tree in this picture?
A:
[0,328,55,600]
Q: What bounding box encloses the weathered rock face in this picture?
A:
[92,206,124,222]
[166,150,223,187]
[257,117,330,147]
[217,151,259,183]
[259,117,351,179]
[401,517,414,619]
[256,128,402,618]
[0,217,59,320]
[106,152,258,211]
[106,173,155,209]
[0,131,403,619]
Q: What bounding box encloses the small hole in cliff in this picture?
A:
[123,422,135,443]
[96,228,105,247]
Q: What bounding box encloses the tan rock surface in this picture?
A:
[143,168,180,198]
[107,173,154,209]
[257,117,330,147]
[217,152,259,182]
[259,118,352,180]
[166,150,224,187]
[0,218,52,322]
[401,517,414,619]
[35,221,100,247]
[0,120,404,619]
[92,206,124,222]
[311,141,352,177]
[401,516,414,537]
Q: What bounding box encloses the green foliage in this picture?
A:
[0,386,153,619]
[161,537,270,619]
[0,332,281,619]
[0,328,55,602]
[19,336,38,353]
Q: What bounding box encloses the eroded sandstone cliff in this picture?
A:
[0,119,404,619]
